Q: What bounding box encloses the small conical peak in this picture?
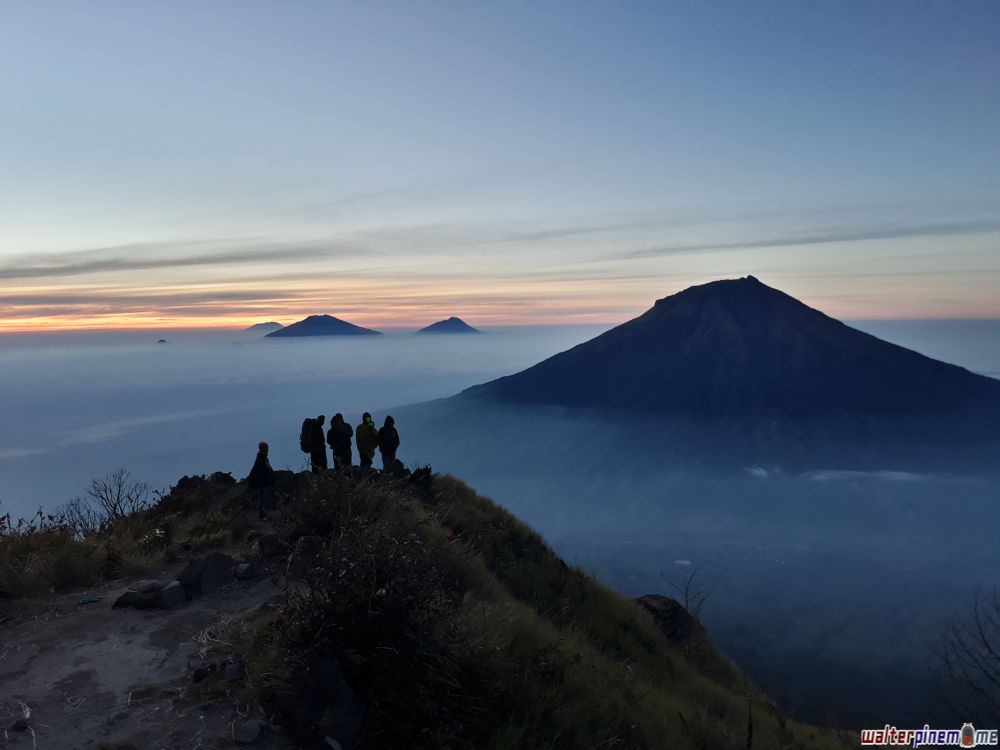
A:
[418,316,480,334]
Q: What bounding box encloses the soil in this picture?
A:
[0,515,295,750]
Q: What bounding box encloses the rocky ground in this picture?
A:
[0,508,294,750]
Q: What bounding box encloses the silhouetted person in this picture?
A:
[306,414,327,474]
[356,412,378,469]
[247,441,275,520]
[378,415,400,469]
[327,412,354,470]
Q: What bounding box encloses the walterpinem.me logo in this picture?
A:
[860,723,998,747]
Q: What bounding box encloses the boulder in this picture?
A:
[158,580,186,608]
[210,471,236,487]
[235,718,265,744]
[635,594,707,645]
[175,475,208,492]
[223,659,244,682]
[189,659,215,683]
[384,458,407,476]
[272,469,296,488]
[112,579,186,610]
[178,552,234,596]
[112,589,162,610]
[130,579,165,594]
[257,533,290,558]
[274,655,364,750]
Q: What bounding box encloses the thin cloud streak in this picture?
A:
[622,218,1000,258]
[0,239,369,280]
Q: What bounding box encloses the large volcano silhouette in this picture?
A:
[397,276,1000,472]
[463,276,1000,418]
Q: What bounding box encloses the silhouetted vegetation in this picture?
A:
[0,470,249,598]
[931,585,1000,723]
[240,471,853,749]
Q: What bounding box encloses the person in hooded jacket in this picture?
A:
[327,413,354,470]
[307,415,327,474]
[377,415,400,468]
[356,412,378,469]
[247,441,276,519]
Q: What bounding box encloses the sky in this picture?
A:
[1,0,998,331]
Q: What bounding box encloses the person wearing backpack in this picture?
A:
[377,415,400,469]
[356,412,378,469]
[327,413,354,470]
[304,415,327,474]
[247,441,276,520]
[299,417,314,454]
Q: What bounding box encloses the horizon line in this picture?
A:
[4,313,1000,335]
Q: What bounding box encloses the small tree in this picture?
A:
[87,468,150,521]
[58,468,151,537]
[931,584,1000,723]
[661,565,712,618]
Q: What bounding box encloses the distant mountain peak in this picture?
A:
[463,277,1000,419]
[244,321,284,333]
[266,314,380,338]
[418,316,480,334]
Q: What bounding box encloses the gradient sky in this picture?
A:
[1,0,998,330]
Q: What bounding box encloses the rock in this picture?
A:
[272,469,296,492]
[190,660,215,683]
[210,471,236,487]
[112,580,185,610]
[130,579,165,594]
[112,589,162,610]
[236,562,257,580]
[223,659,244,681]
[274,655,364,750]
[635,594,707,645]
[235,719,265,744]
[175,475,208,492]
[10,717,28,731]
[257,533,290,558]
[293,535,324,559]
[158,580,186,608]
[384,458,407,476]
[178,552,234,596]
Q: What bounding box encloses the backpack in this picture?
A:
[300,418,314,453]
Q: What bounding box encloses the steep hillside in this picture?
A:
[0,469,852,749]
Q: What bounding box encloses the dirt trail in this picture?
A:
[0,519,294,750]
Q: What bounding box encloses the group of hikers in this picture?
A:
[301,412,401,473]
[246,412,402,518]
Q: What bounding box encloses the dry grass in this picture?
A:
[0,475,251,598]
[247,471,853,750]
